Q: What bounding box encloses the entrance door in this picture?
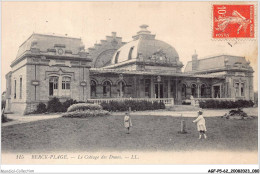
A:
[155,83,163,98]
[213,86,220,98]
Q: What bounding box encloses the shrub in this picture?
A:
[62,110,109,118]
[199,99,254,109]
[100,100,165,112]
[61,99,78,112]
[229,108,248,118]
[47,97,63,113]
[182,101,191,105]
[67,103,102,112]
[2,112,8,123]
[35,102,47,113]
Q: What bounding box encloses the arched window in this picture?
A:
[61,76,71,96]
[200,84,206,98]
[182,84,187,98]
[117,81,126,97]
[91,80,97,97]
[191,84,197,97]
[115,51,120,64]
[128,47,134,60]
[103,81,111,97]
[49,76,59,96]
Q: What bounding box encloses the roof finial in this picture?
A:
[140,24,149,30]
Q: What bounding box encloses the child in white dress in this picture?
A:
[124,112,132,134]
[193,110,207,139]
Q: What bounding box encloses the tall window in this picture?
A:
[91,80,97,97]
[235,83,239,97]
[182,84,187,98]
[128,47,134,60]
[61,77,71,96]
[49,76,58,96]
[20,77,22,99]
[115,51,120,64]
[191,84,197,97]
[145,79,151,97]
[103,81,111,97]
[200,84,206,98]
[241,83,244,96]
[14,80,16,99]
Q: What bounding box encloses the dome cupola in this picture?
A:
[109,25,183,71]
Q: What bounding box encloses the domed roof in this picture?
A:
[111,25,182,66]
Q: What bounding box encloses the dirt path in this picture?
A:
[2,114,61,127]
[112,107,258,117]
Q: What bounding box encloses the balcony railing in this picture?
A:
[87,98,174,107]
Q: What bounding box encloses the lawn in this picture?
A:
[1,115,258,153]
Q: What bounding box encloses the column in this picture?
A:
[58,75,62,97]
[133,76,137,98]
[175,78,178,99]
[151,77,154,98]
[168,77,171,99]
[197,84,200,98]
[119,81,122,98]
[158,82,160,99]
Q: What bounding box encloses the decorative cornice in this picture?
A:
[11,52,92,67]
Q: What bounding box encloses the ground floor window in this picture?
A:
[20,77,22,99]
[200,84,206,98]
[145,79,151,97]
[213,85,221,98]
[103,81,111,97]
[49,76,71,97]
[49,76,59,96]
[182,84,187,98]
[61,76,71,96]
[234,82,245,97]
[14,80,17,99]
[191,84,197,97]
[241,83,244,96]
[91,80,97,97]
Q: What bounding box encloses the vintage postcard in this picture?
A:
[1,1,258,173]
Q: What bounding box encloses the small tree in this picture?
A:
[47,97,63,113]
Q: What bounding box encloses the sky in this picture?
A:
[1,1,258,93]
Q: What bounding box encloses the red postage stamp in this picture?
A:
[213,4,254,38]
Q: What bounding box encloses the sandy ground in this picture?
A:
[1,107,258,127]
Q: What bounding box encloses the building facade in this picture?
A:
[5,25,254,114]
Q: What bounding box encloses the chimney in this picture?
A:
[192,50,198,71]
[111,32,117,38]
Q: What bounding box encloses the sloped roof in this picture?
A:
[184,55,250,73]
[16,33,83,59]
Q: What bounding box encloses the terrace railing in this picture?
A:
[87,98,174,107]
[195,98,236,102]
[183,98,237,106]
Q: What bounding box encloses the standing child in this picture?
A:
[193,110,207,139]
[124,112,132,134]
